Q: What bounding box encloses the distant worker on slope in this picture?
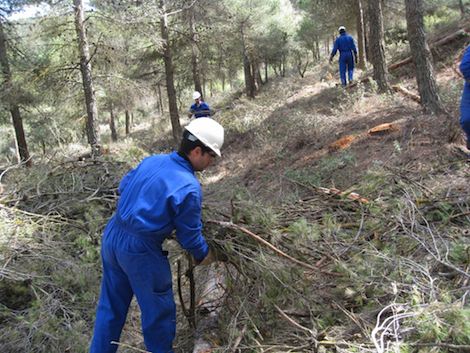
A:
[188,91,212,119]
[329,26,358,87]
[89,117,226,353]
[459,46,470,152]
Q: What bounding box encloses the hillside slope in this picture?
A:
[1,35,469,353]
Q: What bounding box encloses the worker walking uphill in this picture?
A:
[459,45,470,152]
[90,117,224,353]
[330,26,358,87]
[188,91,211,119]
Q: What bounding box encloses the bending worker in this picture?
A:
[188,91,211,118]
[90,117,224,353]
[330,26,358,87]
[459,45,470,152]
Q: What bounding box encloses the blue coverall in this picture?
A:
[90,152,209,353]
[459,45,470,148]
[331,32,358,86]
[189,101,211,118]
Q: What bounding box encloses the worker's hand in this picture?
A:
[198,248,215,265]
[197,246,228,266]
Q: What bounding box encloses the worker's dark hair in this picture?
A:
[178,129,212,156]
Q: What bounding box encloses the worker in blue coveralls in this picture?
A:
[329,26,358,87]
[459,45,470,152]
[89,117,224,353]
[188,91,211,119]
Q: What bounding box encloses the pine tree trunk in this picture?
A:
[243,53,255,98]
[367,0,391,92]
[356,0,366,69]
[10,106,31,166]
[0,21,31,167]
[125,110,131,135]
[264,60,268,83]
[189,10,202,95]
[160,1,181,144]
[315,38,320,60]
[404,0,445,113]
[109,104,118,142]
[459,0,466,18]
[252,62,261,89]
[240,25,255,99]
[73,0,101,157]
[157,83,164,115]
[281,54,286,77]
[363,6,371,62]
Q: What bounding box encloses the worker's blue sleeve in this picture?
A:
[351,37,358,55]
[171,190,209,262]
[190,102,211,118]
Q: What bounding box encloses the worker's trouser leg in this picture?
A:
[339,55,354,86]
[90,247,133,353]
[460,89,470,148]
[123,249,176,353]
[461,114,470,148]
[347,59,355,83]
[338,59,347,86]
[90,224,176,353]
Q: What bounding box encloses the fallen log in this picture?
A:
[367,122,400,134]
[348,28,470,90]
[391,85,421,102]
[192,263,230,353]
[388,28,469,71]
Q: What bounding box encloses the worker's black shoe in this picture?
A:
[467,140,470,150]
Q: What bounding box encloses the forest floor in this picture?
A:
[1,27,470,353]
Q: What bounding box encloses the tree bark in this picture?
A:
[315,38,320,60]
[252,61,262,89]
[281,54,286,77]
[73,0,101,157]
[192,263,231,353]
[125,110,131,135]
[160,0,181,144]
[459,0,466,18]
[240,24,255,99]
[404,0,445,114]
[356,0,366,69]
[156,83,164,115]
[189,10,203,95]
[0,21,31,166]
[264,60,268,83]
[367,0,391,92]
[109,104,118,142]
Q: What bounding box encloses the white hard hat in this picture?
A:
[338,26,346,32]
[185,117,224,156]
[192,91,201,100]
